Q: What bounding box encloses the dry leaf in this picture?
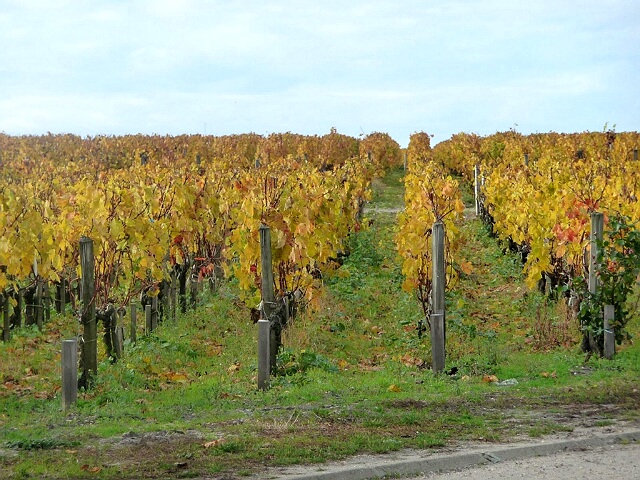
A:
[204,439,224,449]
[482,375,499,383]
[459,260,474,275]
[388,384,401,392]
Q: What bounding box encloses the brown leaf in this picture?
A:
[203,439,224,449]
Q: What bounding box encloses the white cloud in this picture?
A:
[0,0,637,143]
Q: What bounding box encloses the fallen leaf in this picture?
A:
[459,260,474,275]
[482,375,499,383]
[461,375,471,382]
[388,384,401,392]
[204,439,224,449]
[227,363,241,373]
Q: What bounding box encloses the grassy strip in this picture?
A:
[1,167,639,479]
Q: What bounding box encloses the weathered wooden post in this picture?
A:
[588,212,604,353]
[170,270,177,322]
[2,295,10,342]
[474,165,480,216]
[59,278,67,314]
[589,212,604,295]
[257,319,270,390]
[79,237,97,388]
[145,304,152,334]
[35,279,44,331]
[403,151,408,172]
[151,295,158,331]
[13,289,23,329]
[113,309,124,360]
[43,282,51,323]
[61,338,78,410]
[260,224,278,374]
[431,221,446,374]
[604,304,615,360]
[130,301,137,344]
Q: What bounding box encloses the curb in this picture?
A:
[269,429,640,480]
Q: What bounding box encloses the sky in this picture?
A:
[0,0,638,147]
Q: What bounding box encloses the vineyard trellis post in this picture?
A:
[474,165,480,216]
[257,319,270,390]
[259,224,278,375]
[604,304,615,360]
[587,212,604,353]
[145,304,152,334]
[130,301,137,344]
[2,295,9,342]
[61,338,78,410]
[431,221,446,373]
[151,295,158,331]
[79,237,97,388]
[35,279,44,331]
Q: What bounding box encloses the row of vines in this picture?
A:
[0,130,402,337]
[400,129,639,357]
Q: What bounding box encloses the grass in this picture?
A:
[1,166,639,479]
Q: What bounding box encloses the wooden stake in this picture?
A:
[2,295,9,342]
[80,237,97,388]
[130,301,137,344]
[258,319,270,390]
[431,221,446,373]
[61,338,78,410]
[260,225,278,374]
[604,304,615,360]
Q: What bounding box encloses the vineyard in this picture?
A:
[1,129,639,479]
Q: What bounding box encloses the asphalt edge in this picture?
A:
[271,429,640,480]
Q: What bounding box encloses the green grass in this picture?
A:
[1,166,639,479]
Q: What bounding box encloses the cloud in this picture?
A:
[0,0,638,144]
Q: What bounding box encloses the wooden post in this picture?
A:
[431,313,445,373]
[403,151,408,172]
[43,282,51,323]
[589,212,604,295]
[113,309,124,360]
[257,319,270,390]
[431,221,446,373]
[15,289,23,329]
[170,270,177,322]
[587,212,604,354]
[60,278,67,314]
[2,295,9,342]
[61,338,78,410]
[604,304,615,360]
[161,282,169,323]
[260,225,278,374]
[145,304,152,334]
[130,301,137,344]
[80,237,97,388]
[524,153,529,166]
[474,165,480,216]
[35,279,43,331]
[151,295,158,331]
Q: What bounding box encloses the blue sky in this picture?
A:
[1,0,638,146]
